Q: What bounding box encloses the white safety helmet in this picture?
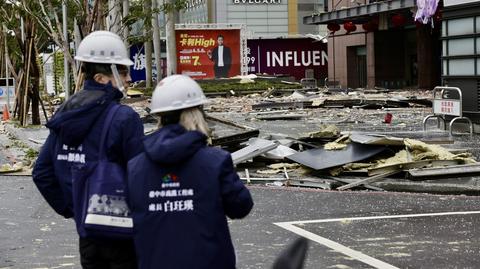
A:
[150,75,208,114]
[74,31,133,66]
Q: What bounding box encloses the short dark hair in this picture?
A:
[217,35,224,39]
[82,63,129,80]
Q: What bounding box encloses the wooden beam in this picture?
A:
[408,163,480,178]
[368,160,460,176]
[337,170,399,191]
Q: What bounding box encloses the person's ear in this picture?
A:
[93,73,110,84]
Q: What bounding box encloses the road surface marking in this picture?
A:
[274,211,480,269]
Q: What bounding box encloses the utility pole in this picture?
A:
[144,0,153,88]
[123,0,130,45]
[62,1,69,99]
[4,25,10,113]
[165,0,177,75]
[152,0,163,80]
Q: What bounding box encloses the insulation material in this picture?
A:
[404,138,476,164]
[307,125,340,138]
[324,135,350,150]
[324,142,348,150]
[374,139,476,169]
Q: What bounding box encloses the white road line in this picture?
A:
[274,211,480,269]
[278,210,480,225]
[275,222,400,269]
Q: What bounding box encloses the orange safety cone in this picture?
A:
[2,105,10,121]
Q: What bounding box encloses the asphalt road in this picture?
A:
[1,176,480,269]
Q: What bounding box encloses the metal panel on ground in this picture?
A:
[287,143,387,170]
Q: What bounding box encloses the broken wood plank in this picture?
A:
[288,180,332,190]
[373,181,480,195]
[337,170,399,191]
[330,177,384,191]
[256,114,305,121]
[408,163,480,178]
[368,160,461,176]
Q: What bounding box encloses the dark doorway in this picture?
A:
[347,46,367,88]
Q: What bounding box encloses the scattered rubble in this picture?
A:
[3,85,480,195]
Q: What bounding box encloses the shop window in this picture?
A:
[442,21,447,37]
[478,59,480,75]
[448,38,474,55]
[448,18,474,36]
[443,60,448,76]
[449,59,475,75]
[442,40,447,56]
[477,38,480,54]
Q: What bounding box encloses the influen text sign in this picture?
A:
[176,29,241,79]
[247,38,328,80]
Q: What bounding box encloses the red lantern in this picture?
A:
[391,14,406,27]
[327,23,340,33]
[343,22,357,34]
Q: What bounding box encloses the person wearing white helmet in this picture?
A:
[33,31,143,269]
[126,74,253,269]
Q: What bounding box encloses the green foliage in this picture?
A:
[25,148,39,160]
[135,79,302,97]
[124,0,188,44]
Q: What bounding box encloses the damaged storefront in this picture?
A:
[305,0,442,90]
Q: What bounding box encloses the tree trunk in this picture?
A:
[108,0,121,34]
[96,0,106,30]
[165,0,177,75]
[122,0,129,46]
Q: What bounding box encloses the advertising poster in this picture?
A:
[246,38,328,81]
[176,29,241,79]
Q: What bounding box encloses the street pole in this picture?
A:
[152,0,163,80]
[4,25,10,112]
[165,0,177,75]
[63,1,69,99]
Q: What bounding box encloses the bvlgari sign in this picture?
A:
[233,0,281,4]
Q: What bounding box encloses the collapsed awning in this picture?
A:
[303,0,416,25]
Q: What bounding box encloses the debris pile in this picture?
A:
[201,88,480,194]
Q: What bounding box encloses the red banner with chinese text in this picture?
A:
[176,29,241,79]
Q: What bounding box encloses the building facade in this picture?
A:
[305,0,441,90]
[179,0,327,38]
[441,0,480,118]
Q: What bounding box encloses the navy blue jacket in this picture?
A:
[32,80,144,224]
[127,124,253,269]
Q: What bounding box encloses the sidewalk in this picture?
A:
[3,122,49,151]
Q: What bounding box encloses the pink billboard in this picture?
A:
[246,38,328,81]
[176,29,241,79]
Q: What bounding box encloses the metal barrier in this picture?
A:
[423,86,473,136]
[300,78,317,89]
